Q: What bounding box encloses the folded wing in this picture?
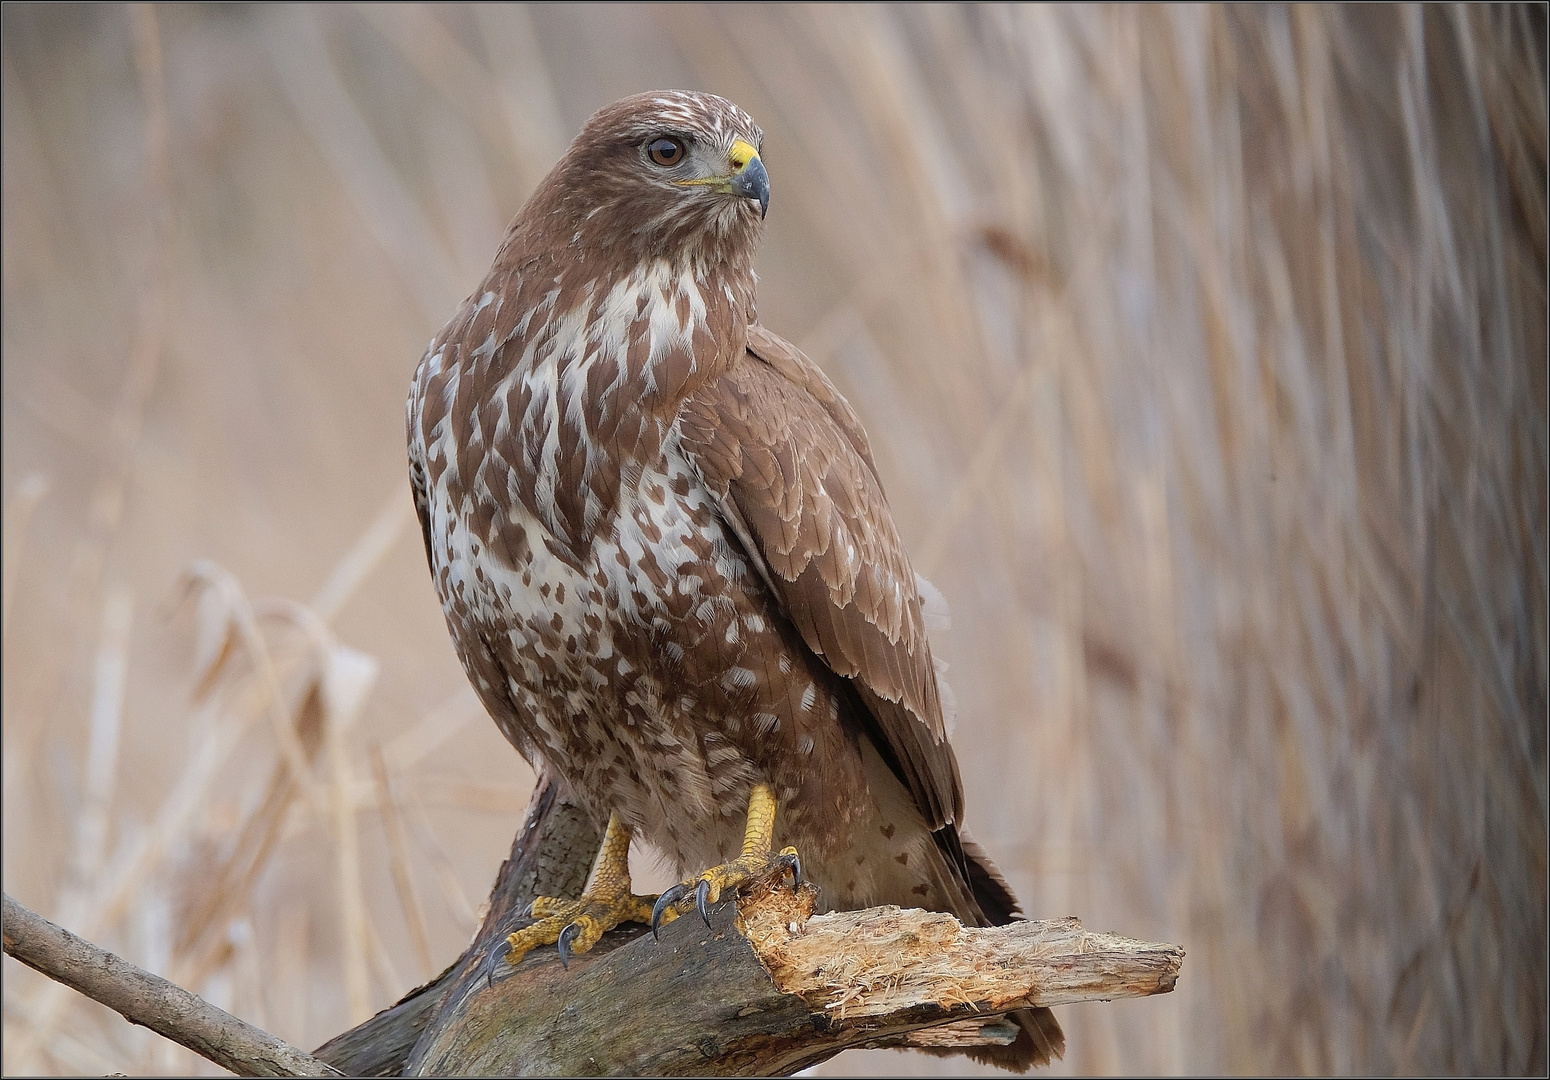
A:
[677,324,964,831]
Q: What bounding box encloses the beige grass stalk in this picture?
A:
[378,687,482,775]
[308,490,413,625]
[403,785,480,933]
[370,745,435,980]
[63,588,134,909]
[470,3,569,181]
[262,5,460,322]
[0,474,47,639]
[321,645,380,1024]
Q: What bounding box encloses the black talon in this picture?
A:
[695,878,713,927]
[556,922,581,970]
[521,899,536,918]
[652,883,688,941]
[483,938,512,988]
[786,852,803,890]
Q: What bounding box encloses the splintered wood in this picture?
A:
[737,881,1183,1020]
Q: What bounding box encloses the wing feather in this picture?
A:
[678,325,964,829]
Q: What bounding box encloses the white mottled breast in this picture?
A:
[410,255,726,754]
[431,426,771,862]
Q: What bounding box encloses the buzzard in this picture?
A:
[407,90,1063,1069]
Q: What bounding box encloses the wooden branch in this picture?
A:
[1,892,341,1078]
[402,876,1183,1076]
[313,769,1185,1075]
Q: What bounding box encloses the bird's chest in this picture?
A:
[433,429,761,801]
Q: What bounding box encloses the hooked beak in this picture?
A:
[724,138,770,220]
[729,154,770,220]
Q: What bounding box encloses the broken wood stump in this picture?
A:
[316,771,1185,1076]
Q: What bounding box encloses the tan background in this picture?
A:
[2,4,1544,1075]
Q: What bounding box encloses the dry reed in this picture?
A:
[2,4,1543,1075]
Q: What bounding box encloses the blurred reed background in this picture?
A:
[2,4,1544,1075]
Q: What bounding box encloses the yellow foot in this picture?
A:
[496,889,657,971]
[488,811,663,977]
[650,782,803,937]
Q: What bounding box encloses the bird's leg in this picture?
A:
[491,811,661,974]
[651,782,801,936]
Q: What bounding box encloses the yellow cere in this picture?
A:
[729,138,760,172]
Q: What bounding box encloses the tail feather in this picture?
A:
[926,825,1066,1072]
[958,829,1023,923]
[1007,1004,1067,1069]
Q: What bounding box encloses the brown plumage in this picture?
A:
[406,90,1062,1070]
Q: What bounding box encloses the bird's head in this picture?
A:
[530,91,769,269]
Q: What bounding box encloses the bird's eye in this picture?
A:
[648,138,685,167]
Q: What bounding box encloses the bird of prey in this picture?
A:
[406,90,1063,1070]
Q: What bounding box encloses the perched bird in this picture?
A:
[406,90,1063,1070]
